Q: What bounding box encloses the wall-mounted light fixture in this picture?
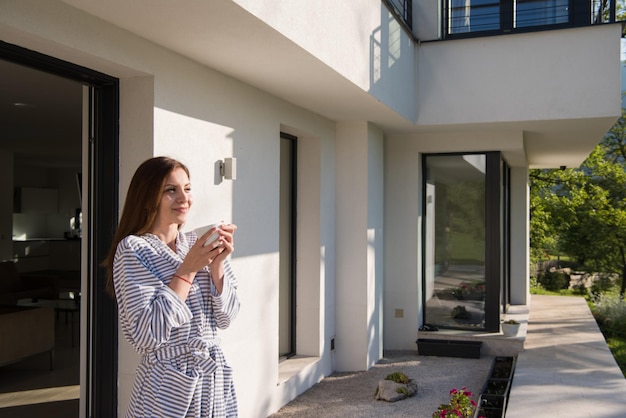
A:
[220,157,237,180]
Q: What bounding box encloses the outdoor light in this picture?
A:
[220,157,237,180]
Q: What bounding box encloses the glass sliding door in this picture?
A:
[422,152,508,332]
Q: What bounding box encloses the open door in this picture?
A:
[0,41,119,417]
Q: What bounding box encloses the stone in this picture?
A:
[374,379,418,402]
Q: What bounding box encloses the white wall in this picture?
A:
[3,0,603,415]
[335,121,384,371]
[367,123,385,365]
[147,70,338,417]
[0,2,339,417]
[384,130,530,349]
[383,136,421,350]
[234,0,418,123]
[416,25,621,126]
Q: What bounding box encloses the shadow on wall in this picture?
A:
[369,4,417,123]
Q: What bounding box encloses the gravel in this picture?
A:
[269,351,493,418]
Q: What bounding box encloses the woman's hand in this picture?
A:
[205,223,236,292]
[210,223,237,265]
[177,223,237,294]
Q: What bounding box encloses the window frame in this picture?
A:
[421,152,508,332]
[443,0,615,39]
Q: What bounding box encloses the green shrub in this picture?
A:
[571,283,588,296]
[529,275,539,289]
[590,273,616,295]
[591,292,626,339]
[385,371,410,384]
[538,270,570,291]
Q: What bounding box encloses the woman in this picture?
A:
[103,156,240,417]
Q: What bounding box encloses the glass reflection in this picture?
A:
[424,154,486,330]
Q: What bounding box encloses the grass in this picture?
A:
[529,287,573,296]
[607,337,626,378]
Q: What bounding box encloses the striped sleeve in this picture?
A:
[113,236,192,351]
[210,259,240,329]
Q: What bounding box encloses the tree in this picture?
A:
[530,108,626,298]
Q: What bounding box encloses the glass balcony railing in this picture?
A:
[444,0,626,38]
[383,0,413,30]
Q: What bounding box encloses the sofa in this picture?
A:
[0,305,55,369]
[0,260,56,305]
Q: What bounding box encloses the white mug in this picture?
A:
[194,223,222,247]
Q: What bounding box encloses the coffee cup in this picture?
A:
[194,223,222,247]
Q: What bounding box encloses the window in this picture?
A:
[449,0,501,34]
[383,0,413,30]
[422,152,509,332]
[445,0,622,37]
[279,133,297,359]
[515,0,569,28]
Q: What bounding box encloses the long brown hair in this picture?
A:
[102,156,190,297]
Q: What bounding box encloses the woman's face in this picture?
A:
[154,167,192,229]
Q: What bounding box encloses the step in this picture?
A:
[416,304,528,358]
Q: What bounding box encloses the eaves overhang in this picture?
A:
[59,0,620,168]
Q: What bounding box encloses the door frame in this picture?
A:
[279,132,297,359]
[421,151,509,333]
[0,40,120,417]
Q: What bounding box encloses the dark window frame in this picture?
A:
[421,151,509,332]
[0,40,119,418]
[443,0,620,39]
[279,132,298,359]
[383,0,413,29]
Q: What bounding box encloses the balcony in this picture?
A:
[444,0,626,39]
[388,1,625,41]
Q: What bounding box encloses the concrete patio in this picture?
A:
[270,295,626,417]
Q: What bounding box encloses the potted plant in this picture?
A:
[489,356,516,379]
[501,319,520,337]
[432,386,478,418]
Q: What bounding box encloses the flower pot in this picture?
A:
[474,406,505,418]
[501,322,520,337]
[489,356,516,379]
[416,338,482,359]
[483,379,510,396]
[479,394,506,409]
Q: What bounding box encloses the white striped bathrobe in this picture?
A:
[113,231,240,417]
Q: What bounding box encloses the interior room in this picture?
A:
[0,58,82,417]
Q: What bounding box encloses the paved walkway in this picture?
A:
[507,294,626,418]
[270,294,626,417]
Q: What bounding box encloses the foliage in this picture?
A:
[588,290,626,378]
[447,181,485,245]
[396,386,409,396]
[435,176,485,266]
[590,274,617,295]
[384,371,410,384]
[451,305,471,319]
[590,292,626,339]
[530,284,574,296]
[537,270,570,291]
[502,319,519,325]
[606,336,626,379]
[432,387,478,418]
[452,281,485,300]
[530,108,626,298]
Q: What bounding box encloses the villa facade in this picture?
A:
[0,1,622,417]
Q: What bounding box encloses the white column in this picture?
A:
[335,121,384,371]
[509,166,530,305]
